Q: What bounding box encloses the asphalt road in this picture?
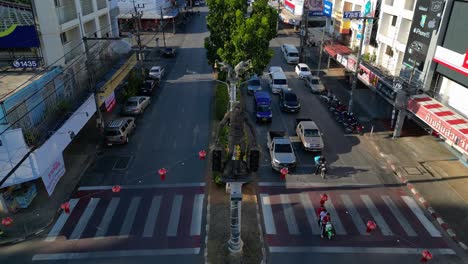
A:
[0,7,212,264]
[254,31,468,264]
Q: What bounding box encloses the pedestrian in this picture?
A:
[319,209,328,228]
[316,205,326,227]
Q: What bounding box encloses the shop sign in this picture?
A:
[408,97,468,154]
[12,58,39,68]
[402,0,445,74]
[323,1,333,17]
[346,56,357,71]
[284,0,295,13]
[376,81,396,101]
[104,91,116,112]
[41,154,66,196]
[357,65,378,87]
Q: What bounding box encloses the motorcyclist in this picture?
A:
[314,155,326,175]
[316,205,326,227]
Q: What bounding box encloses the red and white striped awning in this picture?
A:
[407,94,468,154]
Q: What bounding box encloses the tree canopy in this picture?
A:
[205,0,277,75]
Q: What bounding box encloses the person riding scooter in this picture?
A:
[314,155,326,175]
[320,212,331,238]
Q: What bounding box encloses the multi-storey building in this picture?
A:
[32,0,113,66]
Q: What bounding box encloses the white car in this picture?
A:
[149,66,165,80]
[295,63,312,79]
[304,75,325,93]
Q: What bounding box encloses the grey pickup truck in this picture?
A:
[295,118,324,152]
[267,131,297,171]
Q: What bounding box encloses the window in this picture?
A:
[385,46,394,57]
[385,0,394,6]
[60,32,68,44]
[391,15,397,26]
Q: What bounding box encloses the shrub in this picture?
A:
[215,83,229,120]
[213,171,223,185]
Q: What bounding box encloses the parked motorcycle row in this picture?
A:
[318,91,364,135]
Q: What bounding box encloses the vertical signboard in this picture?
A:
[357,0,375,45]
[402,0,445,73]
[323,1,332,17]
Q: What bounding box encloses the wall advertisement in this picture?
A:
[401,0,445,76]
[41,154,66,196]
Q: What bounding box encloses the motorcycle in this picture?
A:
[324,222,335,240]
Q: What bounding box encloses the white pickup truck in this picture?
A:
[295,118,324,152]
[267,131,297,171]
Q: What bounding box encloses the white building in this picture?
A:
[374,0,416,76]
[32,0,113,66]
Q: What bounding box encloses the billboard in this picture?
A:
[284,0,305,16]
[401,0,445,76]
[306,0,324,16]
[0,24,40,49]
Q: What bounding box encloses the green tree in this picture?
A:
[205,0,277,74]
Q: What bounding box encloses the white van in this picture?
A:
[269,66,288,94]
[281,44,299,64]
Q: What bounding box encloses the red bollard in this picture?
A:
[280,168,288,180]
[60,202,70,214]
[1,217,13,226]
[112,185,122,193]
[366,220,377,233]
[159,168,167,181]
[320,193,328,206]
[420,250,433,262]
[198,150,207,160]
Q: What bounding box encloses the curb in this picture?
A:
[0,153,96,247]
[368,138,468,251]
[253,184,267,264]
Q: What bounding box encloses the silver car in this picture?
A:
[304,75,325,93]
[296,120,324,151]
[247,74,261,95]
[122,96,151,115]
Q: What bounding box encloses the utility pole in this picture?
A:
[160,7,167,48]
[316,18,327,76]
[276,0,281,31]
[348,16,376,113]
[392,59,417,138]
[300,2,309,63]
[132,0,144,69]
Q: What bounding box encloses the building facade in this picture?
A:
[32,0,113,66]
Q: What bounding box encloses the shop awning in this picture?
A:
[324,44,352,57]
[408,94,468,154]
[279,9,301,26]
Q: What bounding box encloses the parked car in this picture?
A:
[267,131,297,171]
[149,66,165,80]
[304,75,325,93]
[280,44,299,64]
[121,96,151,116]
[162,47,176,58]
[268,66,288,94]
[140,79,157,95]
[295,118,324,151]
[295,63,312,79]
[104,117,136,145]
[247,74,262,95]
[279,89,301,113]
[254,91,272,123]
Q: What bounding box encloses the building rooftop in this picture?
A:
[0,1,34,31]
[0,70,45,102]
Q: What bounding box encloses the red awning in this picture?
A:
[324,44,352,57]
[408,94,468,154]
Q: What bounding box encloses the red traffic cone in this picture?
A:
[112,185,122,193]
[1,217,13,226]
[420,250,432,262]
[366,220,377,233]
[159,168,167,181]
[60,202,70,214]
[280,168,288,180]
[198,150,207,160]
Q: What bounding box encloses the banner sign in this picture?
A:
[343,11,361,19]
[284,0,296,13]
[41,154,66,196]
[11,58,40,68]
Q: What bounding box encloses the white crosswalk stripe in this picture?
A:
[382,195,417,237]
[260,194,277,235]
[299,193,320,235]
[143,196,161,238]
[45,199,79,242]
[340,194,368,235]
[70,198,100,240]
[402,196,441,237]
[167,195,183,236]
[324,197,346,235]
[190,194,204,236]
[361,195,393,236]
[280,194,300,235]
[95,197,120,239]
[119,197,141,237]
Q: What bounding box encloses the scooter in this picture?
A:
[325,222,335,240]
[320,163,327,179]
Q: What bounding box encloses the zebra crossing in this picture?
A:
[258,184,449,249]
[34,184,206,260]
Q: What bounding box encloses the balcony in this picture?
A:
[63,41,83,63]
[80,0,94,16]
[56,5,78,24]
[97,0,107,10]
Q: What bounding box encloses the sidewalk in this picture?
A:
[0,117,100,246]
[307,48,468,250]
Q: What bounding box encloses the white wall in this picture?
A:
[33,0,66,66]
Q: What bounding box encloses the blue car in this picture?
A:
[247,74,262,95]
[254,91,272,123]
